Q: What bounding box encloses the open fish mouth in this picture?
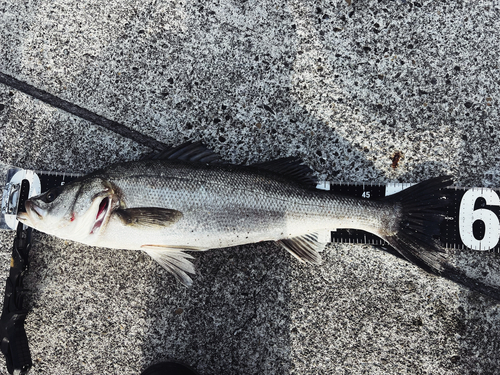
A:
[25,200,43,219]
[90,197,111,235]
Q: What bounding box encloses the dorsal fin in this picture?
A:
[142,141,317,186]
[252,157,317,187]
[141,141,224,164]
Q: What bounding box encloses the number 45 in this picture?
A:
[459,188,500,251]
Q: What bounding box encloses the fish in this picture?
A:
[15,142,497,298]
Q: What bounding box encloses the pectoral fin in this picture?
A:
[115,208,182,227]
[277,233,325,265]
[142,245,196,286]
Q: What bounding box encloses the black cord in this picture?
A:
[0,72,167,151]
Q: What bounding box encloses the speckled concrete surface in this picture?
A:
[1,0,500,374]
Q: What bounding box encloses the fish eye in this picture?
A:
[41,188,60,203]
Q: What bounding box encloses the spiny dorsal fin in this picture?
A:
[252,157,318,187]
[141,141,224,164]
[277,233,325,264]
[115,208,183,227]
[143,141,317,186]
[141,245,196,286]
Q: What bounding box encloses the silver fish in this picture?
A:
[17,142,453,286]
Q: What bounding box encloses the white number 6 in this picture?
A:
[459,188,500,250]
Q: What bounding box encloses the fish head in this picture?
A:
[17,177,119,242]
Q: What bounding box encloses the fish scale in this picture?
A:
[20,142,498,299]
[97,159,395,252]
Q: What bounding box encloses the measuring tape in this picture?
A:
[1,168,498,253]
[316,181,500,253]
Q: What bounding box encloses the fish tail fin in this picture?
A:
[382,176,500,300]
[381,176,453,275]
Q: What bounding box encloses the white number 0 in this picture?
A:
[459,188,500,250]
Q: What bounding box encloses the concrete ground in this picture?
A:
[1,0,500,374]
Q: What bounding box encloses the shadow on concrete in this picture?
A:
[1,0,500,374]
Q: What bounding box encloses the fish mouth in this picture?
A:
[90,197,111,235]
[17,200,42,223]
[16,211,29,223]
[26,201,43,219]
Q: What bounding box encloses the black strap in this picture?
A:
[0,222,32,374]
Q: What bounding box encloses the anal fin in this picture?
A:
[141,245,196,286]
[277,233,324,265]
